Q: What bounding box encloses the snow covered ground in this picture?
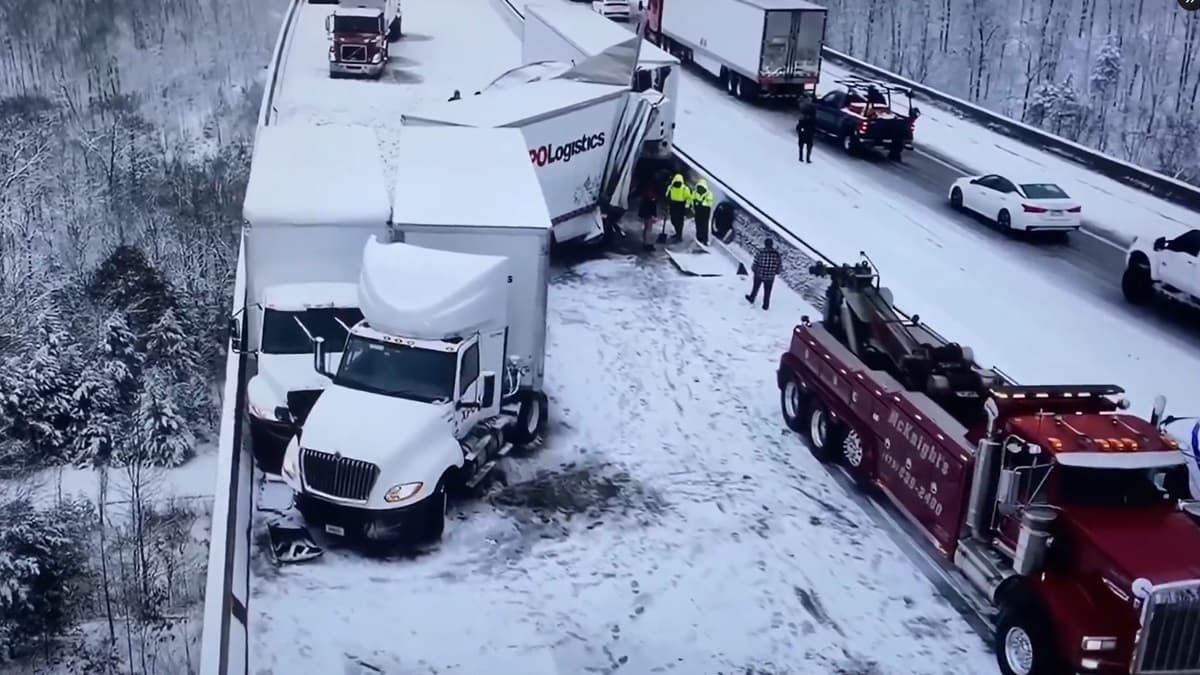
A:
[249,253,996,675]
[815,61,1198,247]
[241,1,1004,672]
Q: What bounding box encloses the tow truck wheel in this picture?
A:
[780,377,807,433]
[804,401,844,464]
[994,603,1062,675]
[509,390,548,447]
[841,429,873,488]
[1122,256,1154,305]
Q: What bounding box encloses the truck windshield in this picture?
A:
[1058,465,1192,507]
[262,307,363,355]
[334,335,456,403]
[334,16,381,33]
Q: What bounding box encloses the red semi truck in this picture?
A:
[776,257,1200,675]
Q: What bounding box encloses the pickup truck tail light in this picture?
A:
[1067,205,1081,213]
[857,121,869,135]
[1022,204,1048,213]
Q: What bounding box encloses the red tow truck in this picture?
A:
[325,2,401,79]
[777,256,1200,675]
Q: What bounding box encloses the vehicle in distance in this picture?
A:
[644,0,827,100]
[810,77,918,160]
[777,256,1200,675]
[1122,228,1200,309]
[592,0,631,21]
[949,174,1083,233]
[325,5,392,79]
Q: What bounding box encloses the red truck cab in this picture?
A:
[326,6,390,79]
[777,258,1200,675]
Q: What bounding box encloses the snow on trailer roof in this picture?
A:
[357,236,509,340]
[524,3,678,68]
[392,127,552,230]
[334,6,385,17]
[243,122,390,228]
[402,78,628,128]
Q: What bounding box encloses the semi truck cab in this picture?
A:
[326,6,391,79]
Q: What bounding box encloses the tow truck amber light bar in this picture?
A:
[991,384,1125,400]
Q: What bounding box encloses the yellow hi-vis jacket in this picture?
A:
[692,179,715,209]
[666,174,692,205]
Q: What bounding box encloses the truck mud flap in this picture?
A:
[664,242,733,277]
[268,524,324,565]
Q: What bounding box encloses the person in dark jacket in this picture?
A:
[691,178,715,245]
[745,237,783,310]
[448,90,462,101]
[796,97,817,163]
[637,183,660,251]
[712,200,736,243]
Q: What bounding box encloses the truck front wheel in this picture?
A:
[994,603,1062,675]
[509,390,548,447]
[804,400,844,464]
[1122,256,1154,305]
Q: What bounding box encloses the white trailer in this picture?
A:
[278,126,554,544]
[647,0,826,100]
[523,3,679,162]
[238,121,390,471]
[402,78,629,245]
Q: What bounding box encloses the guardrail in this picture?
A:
[820,47,1200,212]
[199,0,302,673]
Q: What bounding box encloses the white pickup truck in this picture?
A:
[237,122,390,472]
[1121,228,1200,309]
[279,127,554,543]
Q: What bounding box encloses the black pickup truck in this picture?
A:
[804,77,920,160]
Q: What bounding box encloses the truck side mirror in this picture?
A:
[312,337,328,376]
[1153,236,1168,251]
[324,15,332,33]
[226,317,241,345]
[480,371,496,408]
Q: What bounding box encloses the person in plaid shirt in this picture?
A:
[745,237,783,310]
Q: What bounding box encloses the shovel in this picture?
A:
[656,214,668,244]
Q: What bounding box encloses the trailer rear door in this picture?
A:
[759,10,824,81]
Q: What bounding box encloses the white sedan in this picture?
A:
[592,0,632,21]
[948,174,1082,232]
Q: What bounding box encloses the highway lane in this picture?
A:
[672,66,1200,348]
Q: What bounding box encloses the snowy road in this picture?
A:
[249,255,996,675]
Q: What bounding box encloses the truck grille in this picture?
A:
[1135,581,1200,674]
[339,44,367,62]
[300,449,379,502]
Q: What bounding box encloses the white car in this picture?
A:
[1122,228,1200,307]
[948,174,1082,232]
[592,0,632,21]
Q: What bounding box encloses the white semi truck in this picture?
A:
[403,78,632,245]
[645,0,826,100]
[278,127,553,543]
[236,122,390,472]
[522,3,680,164]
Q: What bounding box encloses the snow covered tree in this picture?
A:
[0,306,81,466]
[1088,34,1123,149]
[1026,76,1084,140]
[122,370,194,468]
[67,311,142,467]
[144,308,198,379]
[0,497,93,662]
[86,245,177,335]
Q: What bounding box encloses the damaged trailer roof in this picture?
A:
[402,78,628,129]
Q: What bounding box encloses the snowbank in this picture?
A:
[357,236,510,339]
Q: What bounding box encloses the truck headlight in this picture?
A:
[1081,636,1117,651]
[383,482,423,504]
[371,52,381,63]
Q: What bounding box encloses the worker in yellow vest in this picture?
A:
[691,178,715,245]
[665,173,691,243]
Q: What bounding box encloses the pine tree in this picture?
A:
[145,308,199,381]
[125,370,194,468]
[1088,35,1123,150]
[0,306,81,465]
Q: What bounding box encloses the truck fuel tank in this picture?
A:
[1013,505,1057,575]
